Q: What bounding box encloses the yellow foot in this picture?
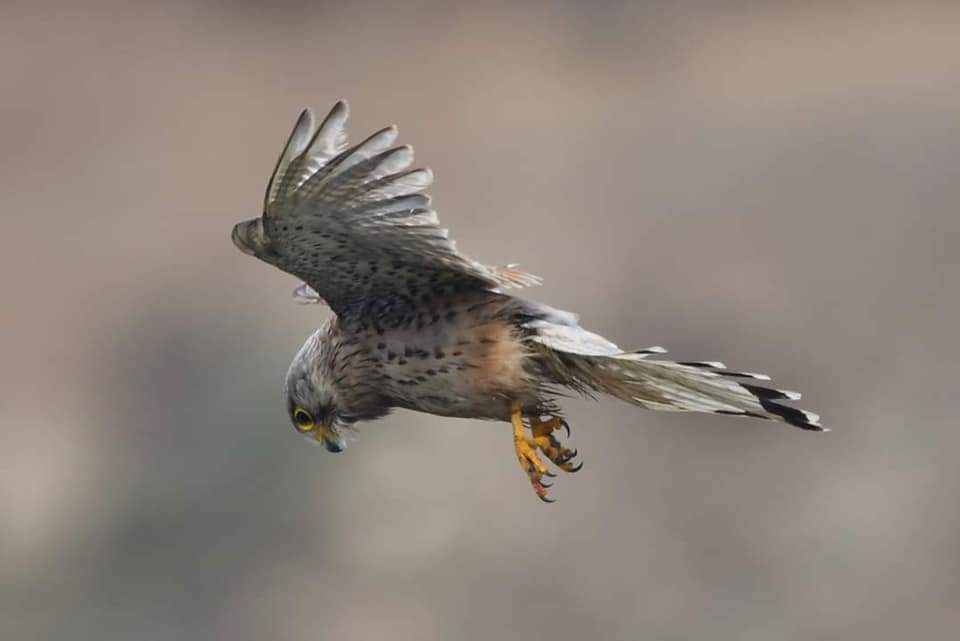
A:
[511,401,582,502]
[530,415,583,474]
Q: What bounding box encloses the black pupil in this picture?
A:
[295,411,311,426]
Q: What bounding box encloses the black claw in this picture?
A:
[540,480,553,489]
[567,461,583,473]
[543,470,557,478]
[561,418,571,438]
[538,494,556,503]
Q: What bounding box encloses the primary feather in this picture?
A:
[234,100,539,318]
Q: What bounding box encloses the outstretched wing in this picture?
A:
[232,100,539,316]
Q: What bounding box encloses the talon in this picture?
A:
[511,402,581,501]
[566,461,583,473]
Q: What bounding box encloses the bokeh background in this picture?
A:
[3,1,959,639]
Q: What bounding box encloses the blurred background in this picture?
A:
[2,1,959,639]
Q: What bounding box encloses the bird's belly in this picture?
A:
[361,312,538,421]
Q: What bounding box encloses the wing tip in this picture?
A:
[290,108,316,146]
[297,107,313,123]
[331,99,349,117]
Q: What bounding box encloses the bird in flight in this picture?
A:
[232,101,823,502]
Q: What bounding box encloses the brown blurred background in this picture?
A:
[2,1,959,639]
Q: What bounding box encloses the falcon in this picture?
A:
[232,101,824,501]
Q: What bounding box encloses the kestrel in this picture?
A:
[232,101,823,501]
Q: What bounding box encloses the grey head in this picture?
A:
[283,325,391,452]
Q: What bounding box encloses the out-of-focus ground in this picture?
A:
[2,1,959,639]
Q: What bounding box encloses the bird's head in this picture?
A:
[283,326,390,452]
[283,329,355,452]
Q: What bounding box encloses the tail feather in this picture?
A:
[527,320,823,431]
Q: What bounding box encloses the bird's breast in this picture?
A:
[345,300,536,420]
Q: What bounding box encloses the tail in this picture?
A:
[524,316,824,431]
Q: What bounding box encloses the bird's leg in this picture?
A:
[511,401,582,502]
[512,401,554,502]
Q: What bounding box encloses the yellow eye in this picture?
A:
[292,408,315,432]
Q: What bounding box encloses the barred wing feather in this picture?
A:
[233,100,539,316]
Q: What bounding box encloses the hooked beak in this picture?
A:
[318,428,344,453]
[301,423,343,453]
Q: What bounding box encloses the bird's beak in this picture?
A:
[311,423,343,453]
[293,414,344,453]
